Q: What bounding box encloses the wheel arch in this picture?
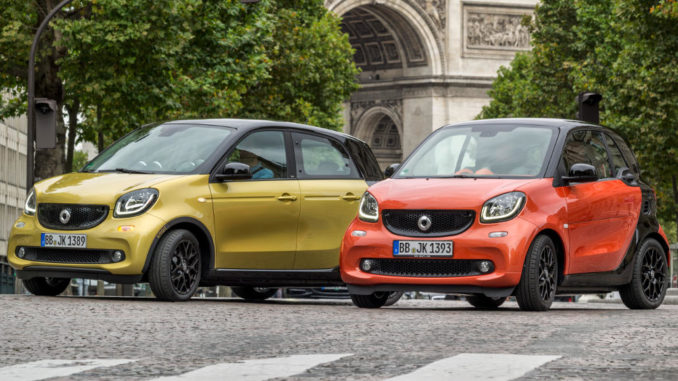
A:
[142,217,215,281]
[643,232,670,265]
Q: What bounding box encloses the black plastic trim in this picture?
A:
[347,284,514,298]
[17,267,142,284]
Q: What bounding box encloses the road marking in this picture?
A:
[386,353,561,381]
[153,353,352,381]
[0,359,134,381]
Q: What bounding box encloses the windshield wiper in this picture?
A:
[97,168,153,174]
[451,173,476,178]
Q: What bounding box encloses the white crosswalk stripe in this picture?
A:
[0,353,560,380]
[0,359,135,381]
[152,354,353,381]
[386,353,561,381]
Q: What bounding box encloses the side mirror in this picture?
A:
[214,162,252,181]
[384,163,400,178]
[562,163,598,184]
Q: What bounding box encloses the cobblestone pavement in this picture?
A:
[1,294,677,380]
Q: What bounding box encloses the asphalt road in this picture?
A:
[1,294,677,380]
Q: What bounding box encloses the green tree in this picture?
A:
[0,0,358,181]
[480,0,678,240]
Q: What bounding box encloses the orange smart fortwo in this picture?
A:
[341,118,670,311]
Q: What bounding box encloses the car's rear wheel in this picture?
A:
[22,277,70,296]
[149,229,201,301]
[620,238,668,309]
[231,286,278,301]
[383,291,404,306]
[350,292,389,308]
[467,294,506,309]
[515,235,557,311]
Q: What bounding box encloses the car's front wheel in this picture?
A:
[350,292,389,308]
[23,277,70,296]
[149,229,201,301]
[231,286,278,301]
[515,234,558,311]
[383,291,404,306]
[467,294,506,309]
[620,238,668,309]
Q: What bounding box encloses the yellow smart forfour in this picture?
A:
[8,119,385,301]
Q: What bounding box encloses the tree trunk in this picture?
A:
[97,106,105,152]
[65,99,79,173]
[672,175,678,242]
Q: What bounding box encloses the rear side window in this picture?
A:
[293,133,360,179]
[562,130,613,179]
[603,133,629,176]
[346,140,384,181]
[609,132,640,174]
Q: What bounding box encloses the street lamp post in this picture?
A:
[26,0,74,191]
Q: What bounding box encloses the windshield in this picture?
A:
[396,124,556,178]
[82,123,234,174]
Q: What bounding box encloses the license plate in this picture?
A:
[41,233,87,248]
[393,240,453,257]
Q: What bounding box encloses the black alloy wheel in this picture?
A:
[22,277,70,296]
[620,238,668,309]
[149,229,201,301]
[231,286,278,301]
[515,235,558,311]
[350,292,389,308]
[467,294,506,309]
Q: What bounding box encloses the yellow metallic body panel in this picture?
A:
[209,180,300,269]
[8,173,215,275]
[294,179,367,269]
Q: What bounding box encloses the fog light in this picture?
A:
[111,251,124,263]
[488,231,508,238]
[17,247,26,259]
[361,259,375,272]
[351,230,366,237]
[479,260,492,273]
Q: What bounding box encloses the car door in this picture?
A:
[209,129,300,269]
[561,130,641,274]
[292,132,367,269]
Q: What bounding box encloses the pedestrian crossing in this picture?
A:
[0,353,560,380]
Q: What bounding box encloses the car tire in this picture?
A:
[515,234,557,311]
[149,229,201,301]
[383,291,404,306]
[231,286,278,301]
[22,277,70,296]
[619,238,668,310]
[350,292,389,308]
[467,294,506,309]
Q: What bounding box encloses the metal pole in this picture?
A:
[27,0,74,192]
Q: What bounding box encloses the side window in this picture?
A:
[346,140,384,181]
[228,130,287,179]
[604,133,629,176]
[562,130,613,179]
[610,133,640,174]
[294,133,359,179]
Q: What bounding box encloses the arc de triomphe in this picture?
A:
[326,0,537,168]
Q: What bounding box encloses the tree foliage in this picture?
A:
[480,0,678,240]
[0,0,358,180]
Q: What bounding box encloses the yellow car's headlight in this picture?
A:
[114,188,158,218]
[24,188,36,216]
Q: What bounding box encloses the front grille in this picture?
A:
[382,209,475,237]
[38,204,109,230]
[19,247,120,264]
[362,258,490,277]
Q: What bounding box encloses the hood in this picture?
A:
[369,178,542,210]
[34,172,178,205]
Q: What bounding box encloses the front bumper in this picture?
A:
[340,216,539,293]
[8,212,167,278]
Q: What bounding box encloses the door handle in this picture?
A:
[277,194,297,202]
[341,193,361,201]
